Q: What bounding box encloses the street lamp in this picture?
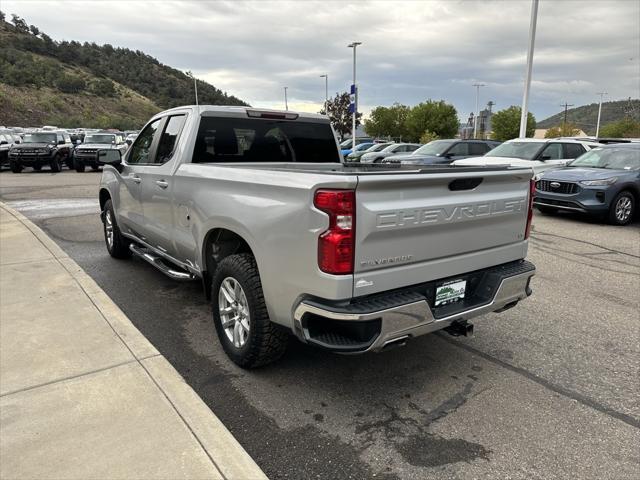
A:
[319,74,328,111]
[519,0,539,138]
[595,92,607,138]
[473,83,486,139]
[347,42,362,151]
[284,86,288,111]
[185,71,198,106]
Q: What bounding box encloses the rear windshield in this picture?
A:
[193,117,340,163]
[84,134,115,144]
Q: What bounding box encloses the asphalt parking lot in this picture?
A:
[1,170,638,480]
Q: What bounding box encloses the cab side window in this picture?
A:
[539,143,562,160]
[56,133,64,145]
[128,119,162,165]
[155,115,187,164]
[469,142,489,155]
[448,143,469,156]
[563,143,586,159]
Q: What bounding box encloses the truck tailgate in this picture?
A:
[353,169,532,296]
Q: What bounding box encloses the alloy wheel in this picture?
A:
[218,277,250,348]
[104,210,114,249]
[615,196,632,223]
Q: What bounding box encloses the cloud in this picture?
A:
[3,0,639,120]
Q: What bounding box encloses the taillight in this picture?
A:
[314,189,355,274]
[525,178,535,239]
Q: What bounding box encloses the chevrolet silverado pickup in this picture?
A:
[98,106,536,368]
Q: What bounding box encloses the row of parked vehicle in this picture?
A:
[340,136,638,226]
[0,126,138,173]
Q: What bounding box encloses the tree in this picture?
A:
[491,106,536,141]
[56,74,86,93]
[419,130,440,144]
[364,103,410,139]
[0,11,6,22]
[599,118,640,138]
[10,14,29,33]
[320,92,362,138]
[29,25,40,36]
[90,78,116,97]
[544,123,580,138]
[405,100,459,142]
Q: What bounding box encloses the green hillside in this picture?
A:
[0,14,248,129]
[537,99,639,135]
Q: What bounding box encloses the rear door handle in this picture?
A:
[131,175,141,184]
[155,180,169,189]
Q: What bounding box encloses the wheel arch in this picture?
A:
[99,188,111,211]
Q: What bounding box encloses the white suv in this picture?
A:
[453,138,601,173]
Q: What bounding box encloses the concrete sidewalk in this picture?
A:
[0,203,267,480]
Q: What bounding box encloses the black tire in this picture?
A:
[212,253,288,368]
[91,165,100,171]
[102,199,131,259]
[75,160,86,173]
[66,157,74,169]
[33,165,42,171]
[536,206,558,215]
[50,155,62,173]
[608,191,635,226]
[10,162,23,173]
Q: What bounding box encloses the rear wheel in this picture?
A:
[10,162,23,173]
[608,191,635,226]
[212,253,288,368]
[102,199,131,258]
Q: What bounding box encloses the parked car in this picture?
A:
[385,139,501,165]
[339,137,372,150]
[73,133,129,172]
[0,133,12,170]
[341,141,374,158]
[98,105,536,368]
[453,138,601,173]
[8,131,74,172]
[359,143,422,163]
[345,142,393,163]
[533,143,640,225]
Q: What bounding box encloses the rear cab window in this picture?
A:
[192,115,340,163]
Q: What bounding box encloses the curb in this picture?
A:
[0,202,268,480]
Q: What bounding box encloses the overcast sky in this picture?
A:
[4,0,639,121]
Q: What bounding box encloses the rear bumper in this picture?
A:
[293,260,535,353]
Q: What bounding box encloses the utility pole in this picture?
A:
[348,42,362,151]
[595,92,607,138]
[519,0,539,138]
[284,87,288,111]
[560,102,574,134]
[320,74,328,111]
[186,71,198,106]
[473,83,486,139]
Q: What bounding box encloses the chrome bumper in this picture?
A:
[293,263,535,353]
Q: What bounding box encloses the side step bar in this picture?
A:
[129,244,196,281]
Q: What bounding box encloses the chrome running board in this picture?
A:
[129,244,196,281]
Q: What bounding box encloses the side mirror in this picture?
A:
[540,155,551,161]
[443,152,454,159]
[98,149,122,171]
[0,140,7,145]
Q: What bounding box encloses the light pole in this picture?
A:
[348,42,362,150]
[473,83,486,139]
[595,91,607,138]
[284,86,288,111]
[519,0,539,138]
[319,74,329,111]
[186,71,198,106]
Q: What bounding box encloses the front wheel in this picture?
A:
[608,191,635,226]
[50,155,62,173]
[212,254,288,368]
[10,162,23,173]
[33,165,42,171]
[102,199,131,258]
[75,160,86,173]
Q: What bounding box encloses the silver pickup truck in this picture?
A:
[98,106,536,368]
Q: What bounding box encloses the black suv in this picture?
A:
[73,132,128,172]
[384,139,501,165]
[8,131,74,172]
